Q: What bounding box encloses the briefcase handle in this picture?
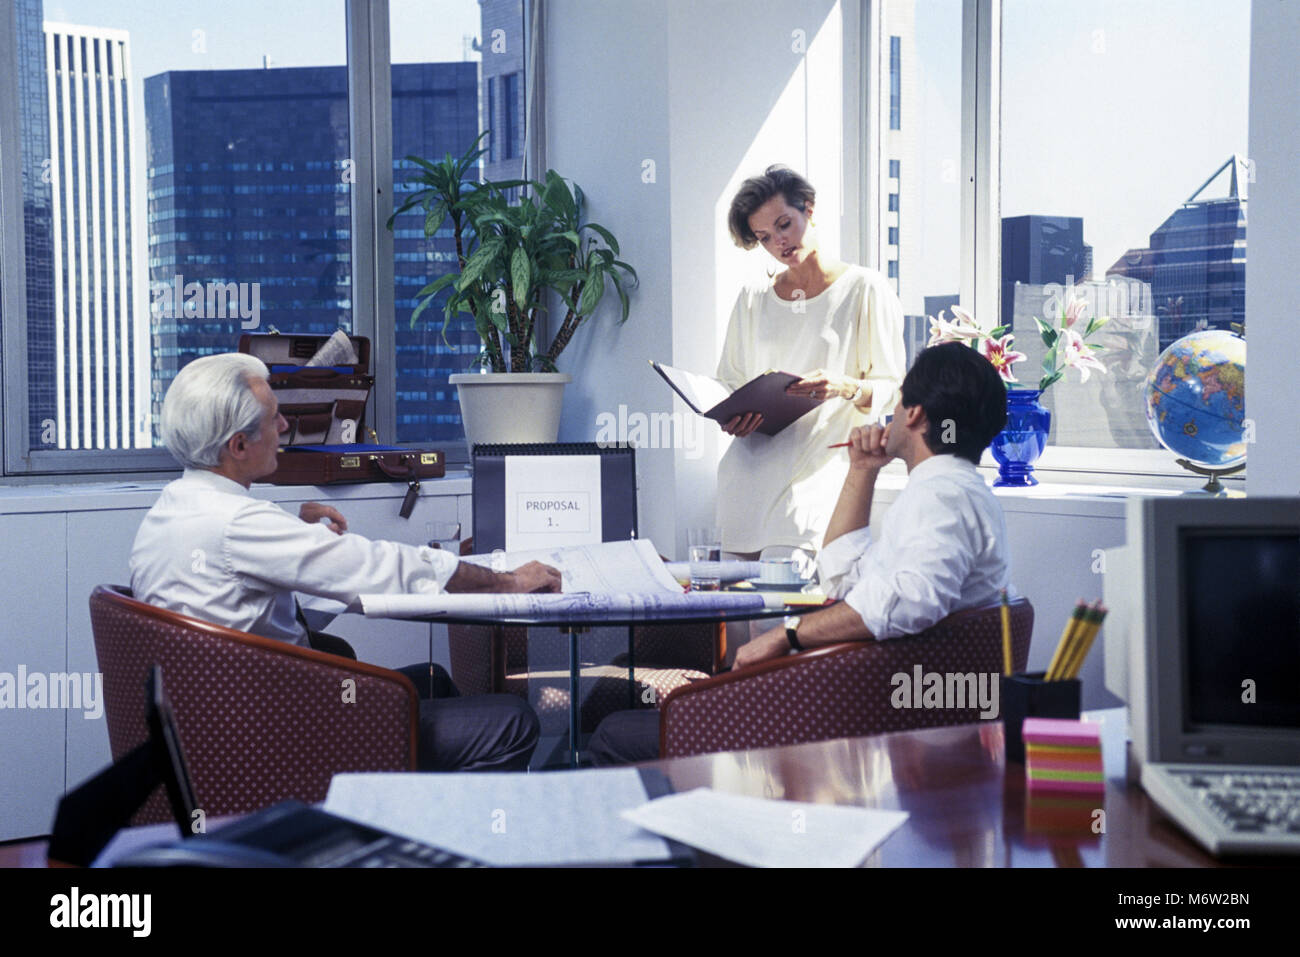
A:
[370,454,416,480]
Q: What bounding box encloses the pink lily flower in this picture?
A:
[978,333,1027,383]
[1062,296,1090,329]
[1060,328,1108,383]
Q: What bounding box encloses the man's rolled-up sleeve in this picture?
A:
[223,501,459,607]
[840,486,975,640]
[817,526,872,600]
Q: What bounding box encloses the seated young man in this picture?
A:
[589,341,1013,765]
[131,352,562,772]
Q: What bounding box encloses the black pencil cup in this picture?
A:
[1000,672,1081,763]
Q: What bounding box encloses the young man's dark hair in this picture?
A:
[899,342,1008,464]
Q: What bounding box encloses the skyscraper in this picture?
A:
[43,22,147,450]
[479,0,526,186]
[884,0,917,305]
[145,62,479,441]
[15,0,54,449]
[1000,215,1092,332]
[1107,156,1247,352]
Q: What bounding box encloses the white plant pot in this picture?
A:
[449,372,571,454]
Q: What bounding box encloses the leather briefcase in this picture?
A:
[238,332,374,446]
[269,444,445,485]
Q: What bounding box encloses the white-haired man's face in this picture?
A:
[222,377,287,484]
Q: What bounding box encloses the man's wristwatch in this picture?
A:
[784,615,804,652]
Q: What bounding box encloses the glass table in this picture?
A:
[415,603,797,767]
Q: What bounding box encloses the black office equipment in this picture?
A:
[471,442,637,552]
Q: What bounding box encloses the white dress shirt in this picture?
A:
[130,468,459,645]
[816,454,1012,640]
[715,265,906,553]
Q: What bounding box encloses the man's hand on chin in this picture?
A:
[733,627,790,670]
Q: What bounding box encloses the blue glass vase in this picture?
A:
[989,389,1051,487]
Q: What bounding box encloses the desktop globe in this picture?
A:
[1143,329,1246,489]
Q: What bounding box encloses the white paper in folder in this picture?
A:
[503,454,603,551]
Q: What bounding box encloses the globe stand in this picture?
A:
[1174,458,1245,495]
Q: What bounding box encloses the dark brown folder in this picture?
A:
[650,361,823,436]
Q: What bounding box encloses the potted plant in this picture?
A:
[388,133,637,450]
[926,299,1109,486]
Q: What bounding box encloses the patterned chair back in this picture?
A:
[89,585,417,824]
[660,598,1034,759]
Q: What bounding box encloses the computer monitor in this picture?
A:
[1103,496,1300,768]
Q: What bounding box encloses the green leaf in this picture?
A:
[580,222,620,256]
[610,272,631,324]
[423,200,449,237]
[414,273,458,299]
[577,268,605,316]
[1083,314,1110,337]
[511,246,531,311]
[987,325,1009,339]
[457,240,503,288]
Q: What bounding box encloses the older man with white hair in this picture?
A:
[131,352,559,771]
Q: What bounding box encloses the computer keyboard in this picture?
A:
[1142,764,1300,855]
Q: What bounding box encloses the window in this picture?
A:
[1000,0,1249,454]
[888,260,899,279]
[889,159,900,179]
[4,0,350,468]
[889,34,901,130]
[2,0,528,472]
[888,227,899,246]
[888,193,899,212]
[389,0,527,445]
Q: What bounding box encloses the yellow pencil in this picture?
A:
[1064,604,1107,680]
[1046,601,1087,680]
[1058,602,1101,680]
[1000,588,1013,675]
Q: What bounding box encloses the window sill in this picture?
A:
[869,457,1230,520]
[0,470,474,514]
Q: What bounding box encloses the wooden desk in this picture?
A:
[3,710,1286,868]
[642,710,1272,867]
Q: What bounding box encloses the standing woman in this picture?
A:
[717,165,905,565]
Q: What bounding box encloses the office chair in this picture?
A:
[88,585,418,825]
[657,597,1034,759]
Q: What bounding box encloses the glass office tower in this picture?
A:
[1107,157,1248,352]
[15,0,55,448]
[146,62,479,442]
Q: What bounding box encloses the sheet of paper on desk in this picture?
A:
[324,769,671,866]
[621,789,909,868]
[360,538,767,617]
[461,539,682,593]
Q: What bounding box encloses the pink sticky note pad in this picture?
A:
[1027,776,1105,794]
[1021,718,1101,748]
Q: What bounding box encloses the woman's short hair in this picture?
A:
[899,342,1009,464]
[160,353,271,469]
[727,165,817,249]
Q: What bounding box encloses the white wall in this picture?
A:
[1245,0,1300,495]
[548,0,852,560]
